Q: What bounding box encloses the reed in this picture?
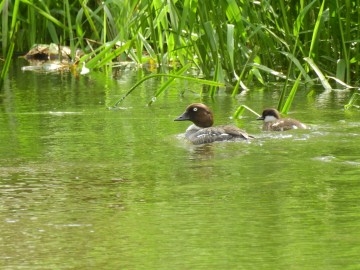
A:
[0,0,20,87]
[1,0,359,108]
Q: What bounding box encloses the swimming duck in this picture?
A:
[257,108,307,131]
[175,103,253,145]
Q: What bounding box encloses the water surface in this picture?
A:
[1,60,360,269]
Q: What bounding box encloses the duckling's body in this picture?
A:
[175,103,253,145]
[257,108,306,131]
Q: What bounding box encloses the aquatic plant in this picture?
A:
[1,0,359,109]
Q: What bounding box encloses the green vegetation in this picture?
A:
[1,0,360,110]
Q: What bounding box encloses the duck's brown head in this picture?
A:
[174,103,214,128]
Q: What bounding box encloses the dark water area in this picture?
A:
[1,59,360,269]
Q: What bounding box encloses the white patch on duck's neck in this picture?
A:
[186,124,202,133]
[185,124,202,139]
[264,115,278,122]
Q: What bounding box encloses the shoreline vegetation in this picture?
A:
[1,0,360,110]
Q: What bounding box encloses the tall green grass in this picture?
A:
[1,0,359,109]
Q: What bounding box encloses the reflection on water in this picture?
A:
[1,60,360,269]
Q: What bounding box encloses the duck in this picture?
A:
[174,103,253,145]
[257,108,307,131]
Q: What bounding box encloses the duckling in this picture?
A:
[257,108,307,131]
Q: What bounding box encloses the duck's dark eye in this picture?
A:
[193,107,198,112]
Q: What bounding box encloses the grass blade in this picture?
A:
[344,93,360,110]
[249,63,288,80]
[2,0,9,55]
[233,104,261,119]
[281,74,301,113]
[138,32,157,60]
[148,63,192,105]
[79,1,100,40]
[1,21,19,88]
[1,0,20,87]
[308,0,326,57]
[227,24,235,71]
[304,57,332,91]
[64,0,75,60]
[281,51,313,85]
[21,0,67,29]
[112,74,225,108]
[203,21,217,53]
[335,59,346,87]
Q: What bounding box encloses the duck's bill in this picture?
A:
[174,112,190,121]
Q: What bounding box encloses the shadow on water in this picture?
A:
[1,60,360,269]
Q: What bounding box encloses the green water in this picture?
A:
[1,60,360,269]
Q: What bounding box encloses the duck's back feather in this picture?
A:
[185,124,253,145]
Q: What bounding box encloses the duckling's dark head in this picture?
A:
[257,108,281,121]
[174,103,214,128]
